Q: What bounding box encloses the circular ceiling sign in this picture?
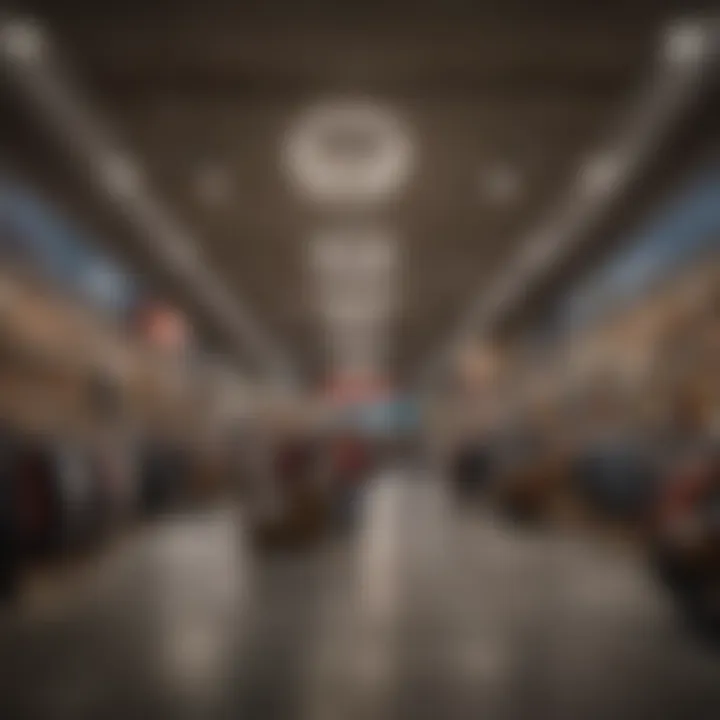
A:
[282,99,415,206]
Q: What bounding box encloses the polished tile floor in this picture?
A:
[0,468,719,720]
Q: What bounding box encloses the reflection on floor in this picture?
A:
[0,468,719,719]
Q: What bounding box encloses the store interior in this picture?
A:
[0,3,719,719]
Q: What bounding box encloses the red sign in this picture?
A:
[135,302,191,352]
[323,370,392,406]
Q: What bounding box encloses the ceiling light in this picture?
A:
[319,298,394,328]
[517,225,566,277]
[0,18,46,65]
[664,20,709,66]
[309,227,398,275]
[580,153,624,197]
[317,275,396,323]
[196,163,232,206]
[318,276,396,321]
[478,163,522,205]
[101,153,143,199]
[325,327,387,369]
[282,99,415,206]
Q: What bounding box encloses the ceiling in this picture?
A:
[3,0,715,385]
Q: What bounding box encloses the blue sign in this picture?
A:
[336,396,420,436]
[553,163,720,337]
[0,177,139,316]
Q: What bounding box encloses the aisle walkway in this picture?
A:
[0,468,719,719]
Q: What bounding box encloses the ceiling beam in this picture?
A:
[0,14,299,386]
[417,17,720,390]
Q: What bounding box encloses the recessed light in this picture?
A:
[196,163,232,206]
[478,163,522,205]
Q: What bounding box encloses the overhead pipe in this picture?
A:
[0,15,297,386]
[418,17,720,390]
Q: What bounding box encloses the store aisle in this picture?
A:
[0,467,719,720]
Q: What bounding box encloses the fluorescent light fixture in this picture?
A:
[0,17,46,65]
[664,20,710,66]
[309,227,398,275]
[101,153,143,199]
[309,224,399,372]
[318,294,394,326]
[318,272,395,303]
[580,152,625,197]
[0,23,297,381]
[325,328,388,370]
